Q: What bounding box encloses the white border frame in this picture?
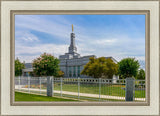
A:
[1,1,159,115]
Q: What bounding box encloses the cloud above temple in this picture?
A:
[15,14,145,68]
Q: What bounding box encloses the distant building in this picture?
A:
[59,25,118,78]
[22,25,118,79]
[22,63,33,77]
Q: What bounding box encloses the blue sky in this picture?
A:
[15,15,145,68]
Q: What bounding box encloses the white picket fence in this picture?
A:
[15,76,145,101]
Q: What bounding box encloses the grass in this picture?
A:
[54,93,126,102]
[53,83,145,98]
[15,91,125,102]
[22,83,145,99]
[15,91,78,101]
[15,89,145,102]
[134,90,145,98]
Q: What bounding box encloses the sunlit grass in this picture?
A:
[15,91,78,101]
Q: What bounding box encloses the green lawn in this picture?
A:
[54,93,125,102]
[53,83,145,98]
[15,92,78,101]
[15,91,125,101]
[26,83,145,98]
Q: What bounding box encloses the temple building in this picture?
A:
[22,25,118,79]
[59,25,117,78]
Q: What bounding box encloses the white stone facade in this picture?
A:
[59,55,95,78]
[59,29,96,78]
[59,28,118,79]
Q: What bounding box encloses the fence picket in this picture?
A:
[99,78,101,101]
[19,76,20,91]
[14,77,145,102]
[78,77,80,99]
[61,77,62,97]
[39,77,41,94]
[28,76,30,93]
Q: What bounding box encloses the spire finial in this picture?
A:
[72,24,74,32]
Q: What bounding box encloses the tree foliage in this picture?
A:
[32,53,60,76]
[56,70,64,77]
[136,69,145,79]
[15,58,25,76]
[118,58,140,78]
[81,57,118,79]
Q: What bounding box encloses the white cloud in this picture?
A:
[75,35,145,60]
[15,43,68,62]
[96,39,117,45]
[15,15,85,41]
[16,31,39,42]
[16,55,39,63]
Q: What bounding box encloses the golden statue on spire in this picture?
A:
[72,24,74,32]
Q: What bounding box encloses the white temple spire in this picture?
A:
[69,24,77,54]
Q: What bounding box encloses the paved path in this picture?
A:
[15,86,145,101]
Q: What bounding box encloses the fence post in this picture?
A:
[53,77,54,96]
[18,76,20,91]
[78,77,80,99]
[99,78,101,101]
[28,76,30,93]
[125,77,135,101]
[60,77,62,97]
[47,76,53,97]
[39,77,41,94]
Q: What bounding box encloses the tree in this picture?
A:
[118,58,140,79]
[136,69,145,79]
[32,53,60,76]
[15,58,25,76]
[56,70,64,77]
[81,57,118,79]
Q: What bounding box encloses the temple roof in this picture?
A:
[24,63,32,68]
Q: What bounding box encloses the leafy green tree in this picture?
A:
[56,70,64,77]
[32,53,60,76]
[118,58,140,78]
[15,58,25,76]
[81,57,118,79]
[136,69,145,79]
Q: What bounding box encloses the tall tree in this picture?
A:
[81,57,118,79]
[118,58,140,78]
[136,69,145,79]
[15,58,25,76]
[32,53,60,76]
